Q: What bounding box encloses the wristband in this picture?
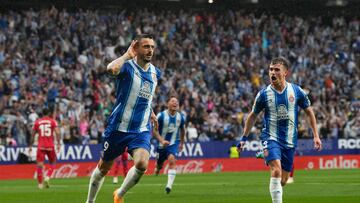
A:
[236,136,247,148]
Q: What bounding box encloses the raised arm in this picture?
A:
[107,40,137,75]
[304,107,322,151]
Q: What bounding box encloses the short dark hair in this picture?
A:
[270,57,291,69]
[167,95,178,102]
[134,33,154,41]
[42,107,53,116]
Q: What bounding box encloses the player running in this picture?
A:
[86,34,161,203]
[153,96,185,194]
[237,57,322,203]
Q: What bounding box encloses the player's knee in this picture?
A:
[98,160,113,176]
[97,163,112,176]
[99,167,110,176]
[168,160,176,168]
[168,161,175,168]
[135,164,148,171]
[135,159,149,171]
[271,168,282,178]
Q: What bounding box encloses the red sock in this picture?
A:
[37,167,43,184]
[46,165,55,178]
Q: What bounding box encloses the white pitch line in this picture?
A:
[0,182,234,189]
[0,182,244,190]
[301,183,360,186]
[1,182,360,190]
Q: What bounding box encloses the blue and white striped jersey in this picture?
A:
[107,59,161,133]
[157,110,185,148]
[252,82,311,148]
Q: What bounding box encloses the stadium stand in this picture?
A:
[0,0,359,146]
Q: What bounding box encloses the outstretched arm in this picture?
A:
[304,107,322,151]
[237,111,258,152]
[107,40,137,75]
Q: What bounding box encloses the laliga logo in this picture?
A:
[319,156,358,169]
[164,160,204,174]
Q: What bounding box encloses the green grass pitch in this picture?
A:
[0,169,359,203]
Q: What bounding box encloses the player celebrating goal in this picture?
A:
[153,96,185,194]
[237,57,322,203]
[85,34,161,203]
[29,107,60,189]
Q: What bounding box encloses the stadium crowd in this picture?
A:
[0,6,359,146]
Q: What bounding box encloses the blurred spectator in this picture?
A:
[198,131,210,142]
[79,113,90,144]
[0,6,359,146]
[187,122,198,142]
[344,115,360,138]
[60,118,71,144]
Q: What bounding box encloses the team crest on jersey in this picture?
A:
[277,104,289,120]
[139,81,152,99]
[289,95,295,103]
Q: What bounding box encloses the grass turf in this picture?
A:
[0,169,359,203]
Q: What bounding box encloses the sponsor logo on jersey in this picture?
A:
[277,104,289,120]
[139,81,152,99]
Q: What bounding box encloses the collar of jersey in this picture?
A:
[166,110,177,118]
[131,59,151,73]
[270,82,288,94]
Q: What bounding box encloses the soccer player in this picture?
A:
[86,34,161,203]
[153,96,185,194]
[237,57,322,203]
[29,107,60,189]
[112,149,129,184]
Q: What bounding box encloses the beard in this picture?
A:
[143,58,151,63]
[141,54,153,63]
